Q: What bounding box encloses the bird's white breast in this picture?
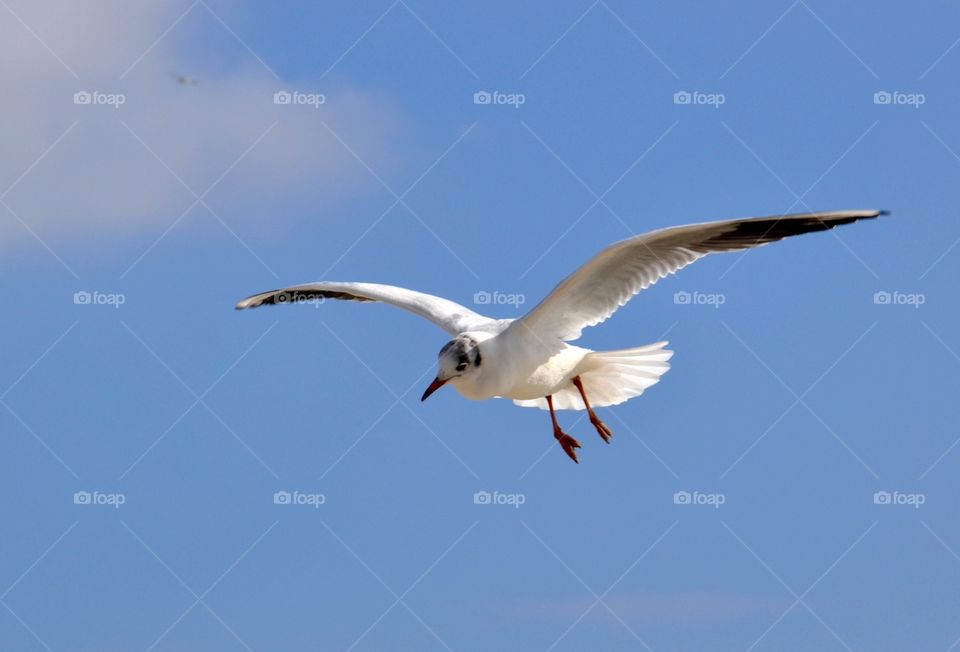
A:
[449,327,589,401]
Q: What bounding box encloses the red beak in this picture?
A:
[421,377,447,402]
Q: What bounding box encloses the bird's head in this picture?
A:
[421,335,482,401]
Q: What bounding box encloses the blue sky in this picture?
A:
[2,1,959,650]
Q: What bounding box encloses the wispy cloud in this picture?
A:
[0,0,405,248]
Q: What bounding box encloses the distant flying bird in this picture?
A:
[170,72,199,86]
[237,210,883,463]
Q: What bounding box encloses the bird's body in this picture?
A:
[448,326,589,401]
[445,327,669,410]
[237,209,884,462]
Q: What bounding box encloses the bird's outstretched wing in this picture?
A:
[514,210,885,342]
[236,281,492,336]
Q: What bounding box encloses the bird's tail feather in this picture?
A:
[513,341,673,410]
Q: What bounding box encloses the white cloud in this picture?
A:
[0,1,404,249]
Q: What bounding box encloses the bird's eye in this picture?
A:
[456,363,467,371]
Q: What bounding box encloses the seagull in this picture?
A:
[170,72,199,86]
[237,210,883,463]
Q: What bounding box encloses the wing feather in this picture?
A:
[236,281,491,335]
[514,210,885,342]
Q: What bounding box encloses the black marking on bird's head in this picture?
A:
[437,335,481,378]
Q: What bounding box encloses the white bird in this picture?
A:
[237,210,883,463]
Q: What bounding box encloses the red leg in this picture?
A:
[547,395,581,463]
[572,376,613,443]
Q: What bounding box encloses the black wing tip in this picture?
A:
[808,209,887,222]
[234,288,375,311]
[235,295,265,310]
[838,209,887,219]
[770,209,887,221]
[702,209,885,250]
[821,209,889,226]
